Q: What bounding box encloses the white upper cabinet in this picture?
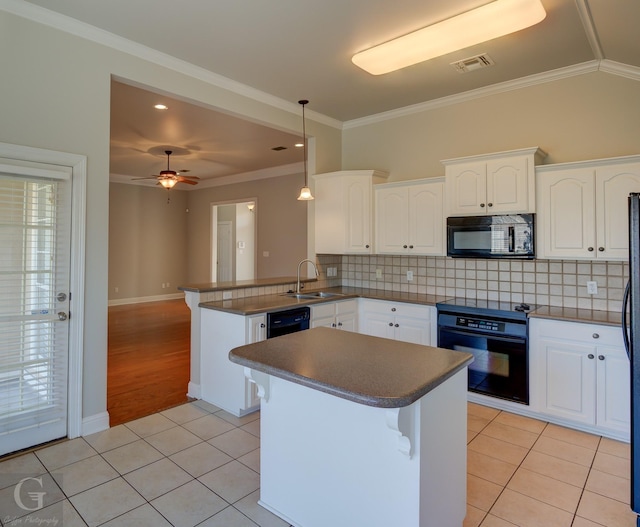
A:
[537,156,640,260]
[443,147,546,216]
[314,170,388,254]
[375,178,444,255]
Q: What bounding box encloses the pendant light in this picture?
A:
[297,99,314,201]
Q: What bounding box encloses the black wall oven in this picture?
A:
[437,299,532,404]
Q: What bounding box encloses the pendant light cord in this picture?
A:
[299,99,309,187]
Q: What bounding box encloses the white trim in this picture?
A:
[0,141,87,441]
[344,61,601,129]
[0,0,341,130]
[187,382,201,400]
[82,411,110,436]
[108,292,184,307]
[599,59,640,81]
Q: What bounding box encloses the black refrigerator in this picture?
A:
[623,193,640,525]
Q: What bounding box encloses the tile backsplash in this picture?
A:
[317,255,628,312]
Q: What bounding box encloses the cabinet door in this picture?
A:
[537,168,596,259]
[335,300,358,332]
[596,346,630,434]
[247,314,266,343]
[538,338,596,425]
[409,182,444,255]
[486,155,531,213]
[595,163,640,260]
[446,162,487,215]
[359,311,395,340]
[345,176,373,253]
[376,186,409,253]
[394,314,431,345]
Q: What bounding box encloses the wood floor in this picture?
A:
[107,299,191,426]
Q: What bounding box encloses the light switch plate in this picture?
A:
[407,270,414,282]
[587,281,598,295]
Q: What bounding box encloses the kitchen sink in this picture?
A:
[281,291,345,300]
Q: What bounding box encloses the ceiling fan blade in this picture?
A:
[178,175,200,180]
[131,175,161,180]
[177,178,198,185]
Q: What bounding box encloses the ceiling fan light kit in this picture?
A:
[351,0,546,75]
[296,99,314,201]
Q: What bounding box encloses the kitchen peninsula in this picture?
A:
[230,327,473,527]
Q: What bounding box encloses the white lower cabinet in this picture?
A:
[530,318,629,439]
[310,299,358,331]
[200,309,265,416]
[358,299,433,345]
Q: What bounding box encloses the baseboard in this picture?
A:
[82,411,110,436]
[108,293,184,306]
[188,382,201,399]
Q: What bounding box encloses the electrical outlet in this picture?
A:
[166,282,170,288]
[406,270,414,282]
[161,283,165,289]
[376,269,382,279]
[587,281,598,295]
[114,286,119,293]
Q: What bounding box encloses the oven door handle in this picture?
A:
[508,226,515,252]
[439,327,527,346]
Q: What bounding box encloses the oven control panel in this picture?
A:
[456,317,505,332]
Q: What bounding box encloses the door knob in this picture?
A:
[58,312,68,321]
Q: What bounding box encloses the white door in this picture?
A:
[217,221,233,282]
[0,163,72,456]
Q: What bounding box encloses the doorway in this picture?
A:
[0,142,86,456]
[211,199,257,283]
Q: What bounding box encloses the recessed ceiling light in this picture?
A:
[352,0,546,75]
[294,142,304,148]
[154,104,168,110]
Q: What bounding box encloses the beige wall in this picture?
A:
[343,72,640,181]
[109,183,189,301]
[186,173,308,281]
[0,10,341,422]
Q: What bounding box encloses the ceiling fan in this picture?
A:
[134,150,200,189]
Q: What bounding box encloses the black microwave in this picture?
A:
[447,214,535,259]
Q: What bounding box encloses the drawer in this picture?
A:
[532,318,624,346]
[360,299,431,319]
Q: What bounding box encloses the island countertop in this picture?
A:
[229,327,473,409]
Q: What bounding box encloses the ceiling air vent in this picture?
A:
[450,53,495,74]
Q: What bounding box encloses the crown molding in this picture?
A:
[599,59,640,81]
[0,0,342,130]
[343,61,601,129]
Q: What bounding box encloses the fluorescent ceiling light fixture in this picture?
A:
[352,0,546,75]
[154,104,168,110]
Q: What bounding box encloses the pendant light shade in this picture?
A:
[297,99,314,201]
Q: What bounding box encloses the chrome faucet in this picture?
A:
[296,258,319,294]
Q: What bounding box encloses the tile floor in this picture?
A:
[0,400,636,527]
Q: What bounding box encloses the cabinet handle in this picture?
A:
[588,247,594,252]
[409,245,414,249]
[388,322,394,327]
[588,354,595,359]
[338,322,343,327]
[598,247,605,252]
[394,323,399,328]
[260,323,266,328]
[365,244,370,248]
[487,203,493,207]
[403,245,408,249]
[598,355,605,360]
[391,307,396,312]
[592,333,599,339]
[480,203,485,208]
[332,323,337,327]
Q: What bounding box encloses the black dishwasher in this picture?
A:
[267,306,310,338]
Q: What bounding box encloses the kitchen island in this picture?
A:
[230,327,473,527]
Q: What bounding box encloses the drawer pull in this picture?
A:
[391,307,396,312]
[588,354,595,359]
[592,333,599,339]
[588,247,594,252]
[598,355,605,360]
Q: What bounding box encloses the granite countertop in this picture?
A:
[229,327,473,408]
[199,286,452,315]
[529,306,623,327]
[179,276,314,293]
